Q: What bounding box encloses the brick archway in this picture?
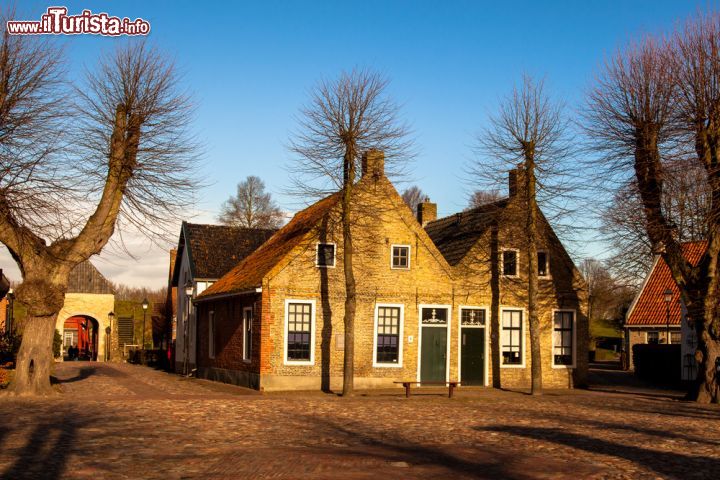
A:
[62,315,100,361]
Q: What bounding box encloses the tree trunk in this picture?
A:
[693,256,720,403]
[526,159,543,395]
[10,314,58,396]
[341,188,356,397]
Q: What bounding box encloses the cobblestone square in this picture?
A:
[0,362,718,479]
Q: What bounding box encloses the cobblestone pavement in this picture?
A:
[0,362,718,479]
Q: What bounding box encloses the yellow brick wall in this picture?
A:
[257,178,588,391]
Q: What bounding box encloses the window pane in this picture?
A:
[670,331,681,344]
[647,332,659,344]
[317,244,335,267]
[376,306,401,363]
[503,251,517,276]
[501,310,522,365]
[538,252,548,276]
[287,303,312,360]
[392,246,409,268]
[553,311,574,365]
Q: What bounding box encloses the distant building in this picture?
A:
[170,222,276,374]
[624,241,706,380]
[54,260,115,361]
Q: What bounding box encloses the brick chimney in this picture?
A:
[417,197,437,226]
[361,149,385,178]
[508,168,518,197]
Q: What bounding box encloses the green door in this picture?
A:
[421,327,447,383]
[461,328,485,386]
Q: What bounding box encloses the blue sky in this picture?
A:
[2,1,713,287]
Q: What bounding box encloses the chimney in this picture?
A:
[417,197,437,226]
[361,149,385,178]
[508,169,518,197]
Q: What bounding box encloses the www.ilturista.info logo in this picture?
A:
[6,7,150,36]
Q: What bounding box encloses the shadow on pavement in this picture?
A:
[0,412,87,480]
[477,425,720,478]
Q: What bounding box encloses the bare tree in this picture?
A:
[0,33,199,395]
[218,175,284,228]
[467,189,502,209]
[585,12,720,402]
[601,166,710,287]
[475,75,572,395]
[401,185,425,216]
[289,69,411,396]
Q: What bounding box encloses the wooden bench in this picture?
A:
[394,380,461,398]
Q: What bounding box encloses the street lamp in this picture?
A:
[183,281,193,375]
[663,288,673,344]
[107,311,115,361]
[6,288,14,334]
[142,298,149,350]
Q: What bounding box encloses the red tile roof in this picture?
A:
[625,241,707,326]
[197,192,340,300]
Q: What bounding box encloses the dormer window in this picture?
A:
[316,243,335,268]
[391,245,411,269]
[502,250,518,277]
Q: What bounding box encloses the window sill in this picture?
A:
[390,266,410,271]
[284,360,314,366]
[552,364,575,369]
[500,363,526,369]
[373,362,403,368]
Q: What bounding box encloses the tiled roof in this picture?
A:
[424,199,508,266]
[198,192,341,299]
[67,261,114,294]
[625,241,708,326]
[177,223,277,281]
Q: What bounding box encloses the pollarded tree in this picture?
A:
[218,175,284,228]
[289,69,411,396]
[474,75,573,395]
[0,32,199,395]
[585,12,720,402]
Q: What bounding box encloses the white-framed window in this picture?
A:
[373,304,404,367]
[670,331,681,344]
[391,245,411,270]
[647,331,660,344]
[552,310,576,367]
[500,309,524,367]
[538,250,549,278]
[284,299,316,365]
[502,249,519,277]
[243,306,253,362]
[208,311,215,359]
[316,243,336,268]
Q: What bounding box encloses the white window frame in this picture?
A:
[416,304,452,382]
[646,331,660,344]
[501,249,520,278]
[551,309,577,368]
[537,250,551,279]
[457,306,489,386]
[208,310,215,359]
[242,306,253,363]
[315,242,336,268]
[500,307,526,368]
[283,299,316,366]
[372,303,404,368]
[669,330,682,345]
[390,244,411,270]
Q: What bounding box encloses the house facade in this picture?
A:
[624,241,706,379]
[170,222,275,373]
[195,151,588,391]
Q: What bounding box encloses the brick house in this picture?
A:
[194,150,588,391]
[170,222,276,373]
[624,241,707,378]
